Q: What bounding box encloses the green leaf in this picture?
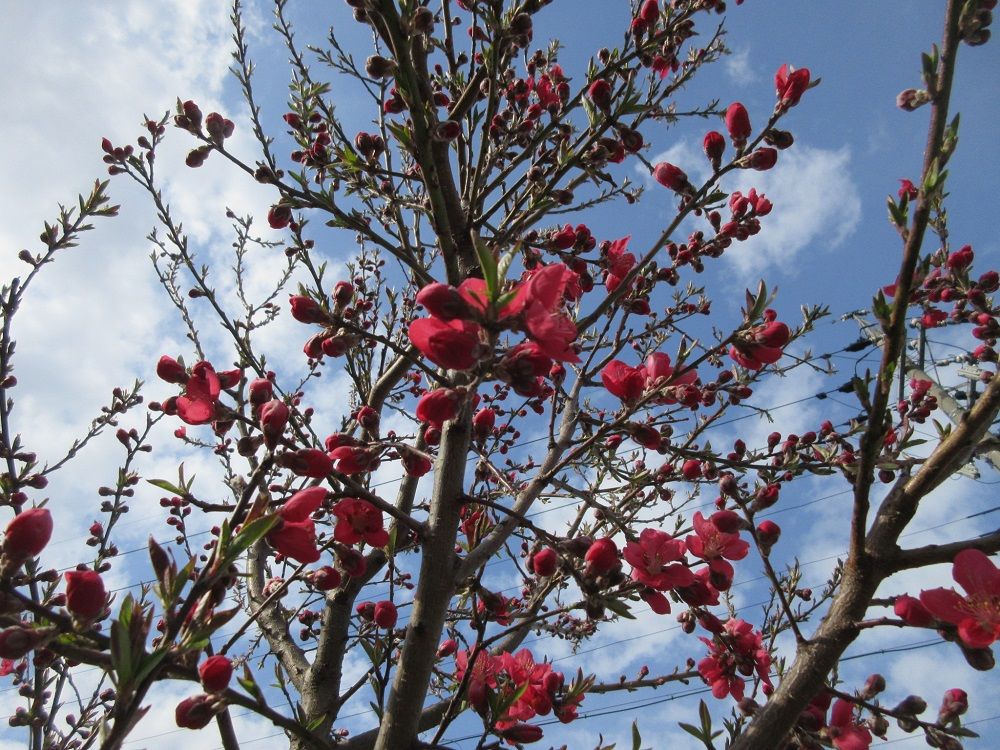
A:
[110,619,132,685]
[220,515,279,565]
[147,478,186,495]
[631,721,642,750]
[678,723,704,741]
[602,597,636,620]
[471,233,498,300]
[386,121,412,152]
[699,699,712,734]
[131,648,168,685]
[887,196,907,227]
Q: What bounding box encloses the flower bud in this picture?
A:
[333,281,355,307]
[893,695,927,715]
[64,569,107,620]
[365,55,396,80]
[437,638,458,658]
[725,102,751,141]
[4,508,53,561]
[309,566,342,591]
[584,537,619,576]
[259,399,290,450]
[198,655,233,693]
[756,520,781,552]
[703,130,725,166]
[499,724,544,743]
[746,148,778,171]
[373,600,398,629]
[156,355,188,384]
[289,295,325,324]
[0,625,51,659]
[531,547,559,577]
[653,162,689,192]
[267,204,293,230]
[861,673,886,700]
[175,694,219,730]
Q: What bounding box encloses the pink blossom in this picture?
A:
[919,549,1000,648]
[332,498,390,548]
[828,699,872,750]
[623,528,693,590]
[175,361,221,425]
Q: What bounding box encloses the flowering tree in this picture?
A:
[2,1,999,749]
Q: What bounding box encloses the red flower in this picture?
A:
[416,282,472,321]
[828,699,872,750]
[919,549,1000,648]
[686,512,749,563]
[4,508,53,561]
[641,588,672,615]
[198,655,233,693]
[898,179,919,201]
[638,0,659,24]
[437,639,458,658]
[248,377,273,405]
[373,600,398,629]
[416,388,464,428]
[332,498,390,548]
[938,688,968,723]
[698,618,771,701]
[267,486,326,563]
[519,266,580,363]
[644,352,698,404]
[409,317,482,370]
[754,321,790,348]
[681,459,703,481]
[584,537,619,576]
[894,594,933,626]
[653,162,688,192]
[64,569,106,620]
[175,694,219,730]
[725,102,751,141]
[455,649,500,712]
[624,528,693,590]
[775,64,811,107]
[400,447,432,477]
[329,445,378,475]
[175,361,221,425]
[601,360,646,402]
[603,236,636,293]
[946,244,974,271]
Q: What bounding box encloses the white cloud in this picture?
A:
[724,47,757,87]
[644,142,862,277]
[724,145,862,275]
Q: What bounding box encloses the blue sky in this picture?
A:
[1,1,999,748]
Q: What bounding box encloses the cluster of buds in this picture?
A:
[728,313,791,370]
[173,100,234,167]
